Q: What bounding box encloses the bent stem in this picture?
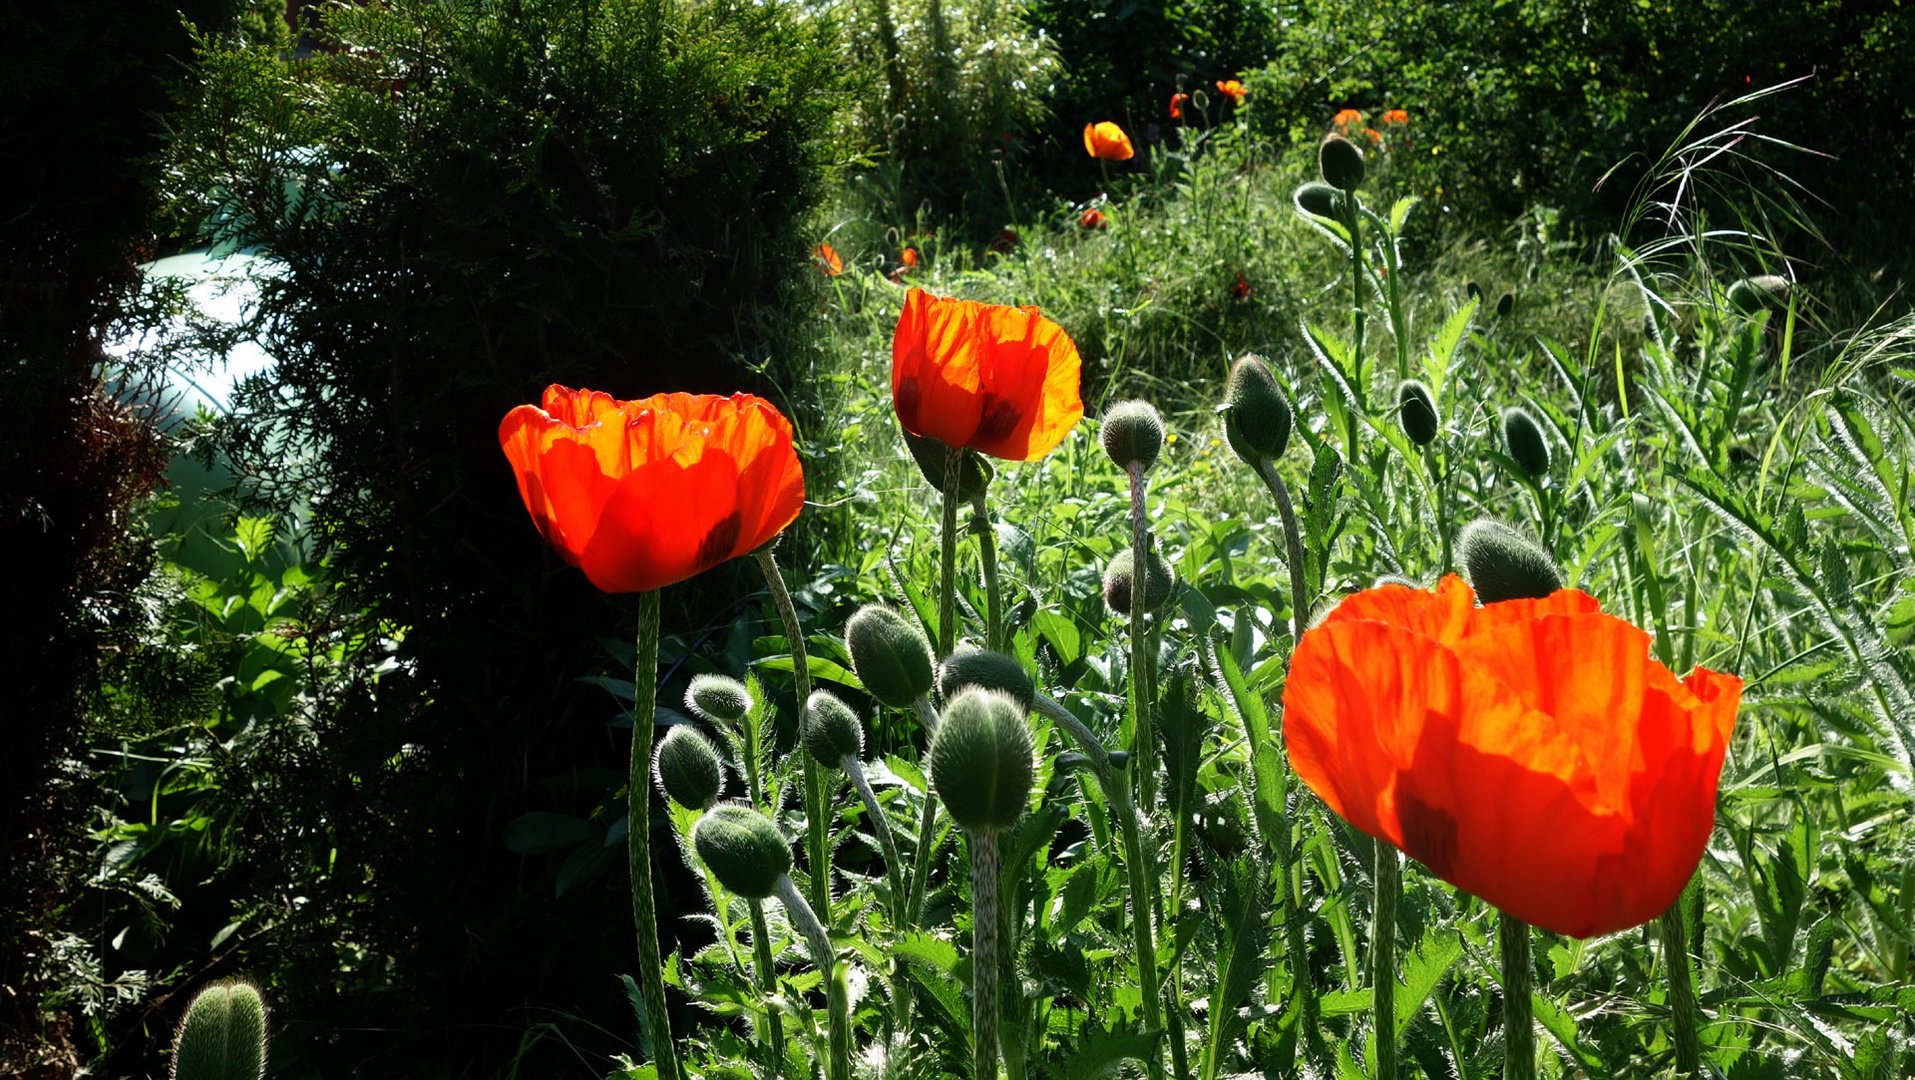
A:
[1111,784,1170,1080]
[773,874,851,1080]
[1253,460,1312,647]
[969,828,1003,1080]
[628,590,682,1080]
[747,898,785,1080]
[1125,462,1159,812]
[973,491,1004,651]
[754,548,835,934]
[906,695,943,928]
[845,758,909,932]
[1661,881,1703,1077]
[1372,846,1399,1080]
[1499,912,1535,1080]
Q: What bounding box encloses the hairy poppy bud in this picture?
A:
[653,726,725,810]
[1501,407,1550,479]
[1106,750,1131,768]
[845,605,935,708]
[1457,519,1563,604]
[1372,573,1420,589]
[1466,280,1485,304]
[803,690,865,766]
[1101,400,1164,473]
[1103,547,1177,617]
[173,980,268,1080]
[939,646,1036,710]
[1495,291,1516,319]
[902,428,993,500]
[1318,134,1365,192]
[1726,274,1790,315]
[1221,354,1292,465]
[1294,181,1342,219]
[929,688,1035,831]
[685,674,752,724]
[692,803,791,900]
[1397,379,1439,446]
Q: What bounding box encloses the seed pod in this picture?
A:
[1101,400,1165,473]
[1106,750,1131,768]
[1318,133,1365,192]
[929,688,1035,831]
[1495,291,1516,319]
[902,428,993,500]
[803,689,865,766]
[1726,274,1790,315]
[1294,181,1342,219]
[172,980,268,1080]
[685,674,752,725]
[1501,407,1550,479]
[939,647,1036,711]
[1457,518,1563,604]
[1397,379,1440,446]
[1220,354,1292,465]
[692,803,792,900]
[653,726,726,810]
[845,605,935,708]
[1103,547,1177,617]
[1466,280,1485,304]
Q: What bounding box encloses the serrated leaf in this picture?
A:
[1061,1026,1159,1080]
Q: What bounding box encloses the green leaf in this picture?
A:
[1394,928,1463,1040]
[1061,1025,1159,1080]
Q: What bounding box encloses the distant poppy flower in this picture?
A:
[1382,108,1410,125]
[1231,270,1252,303]
[901,247,920,269]
[1363,127,1383,144]
[1169,92,1190,119]
[1083,121,1135,161]
[1079,208,1107,230]
[1216,79,1247,105]
[1332,108,1364,128]
[892,288,1084,461]
[987,229,1020,255]
[1282,575,1741,938]
[499,386,804,594]
[813,242,843,277]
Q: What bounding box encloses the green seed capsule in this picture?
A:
[1457,518,1563,604]
[1295,181,1342,220]
[1495,291,1516,319]
[1220,354,1292,465]
[803,689,865,766]
[1101,400,1165,473]
[1103,547,1177,617]
[845,605,935,708]
[1501,406,1550,479]
[929,688,1035,831]
[685,674,752,725]
[653,726,726,810]
[1397,379,1440,446]
[1318,133,1365,192]
[172,980,268,1080]
[692,803,792,900]
[939,647,1037,711]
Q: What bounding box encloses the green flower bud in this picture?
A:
[1466,280,1485,304]
[1106,750,1131,768]
[1101,399,1165,473]
[692,803,791,900]
[685,674,752,725]
[939,646,1036,711]
[1220,354,1292,465]
[845,605,935,708]
[929,688,1035,831]
[1501,406,1550,479]
[1397,379,1439,446]
[1371,573,1420,590]
[1457,519,1563,604]
[902,428,993,500]
[1318,133,1365,192]
[1294,181,1342,219]
[172,980,268,1080]
[1103,547,1177,617]
[1495,291,1516,319]
[1726,274,1790,315]
[653,726,725,810]
[803,689,865,766]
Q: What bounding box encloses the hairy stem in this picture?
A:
[1126,463,1158,812]
[755,548,833,935]
[774,875,850,1080]
[846,758,908,931]
[1661,883,1703,1077]
[1500,912,1535,1080]
[970,829,1002,1080]
[1373,845,1399,1080]
[939,445,962,658]
[628,590,682,1080]
[747,897,785,1080]
[973,491,1004,651]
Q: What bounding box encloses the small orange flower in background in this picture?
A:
[892,288,1084,461]
[1363,126,1383,144]
[1382,108,1410,125]
[1169,92,1190,119]
[987,229,1021,255]
[1216,79,1247,105]
[1079,207,1107,230]
[1083,121,1135,161]
[888,246,920,284]
[812,242,843,277]
[499,386,804,594]
[1332,107,1364,128]
[1282,575,1741,939]
[1231,270,1252,303]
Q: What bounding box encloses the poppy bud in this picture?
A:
[1106,750,1131,768]
[1397,379,1440,445]
[1466,280,1485,304]
[1294,181,1342,219]
[1221,354,1293,465]
[692,803,792,900]
[173,980,268,1080]
[845,605,935,708]
[1371,573,1420,589]
[902,428,993,500]
[1501,406,1550,479]
[802,689,865,766]
[1495,291,1516,319]
[1101,399,1165,473]
[653,726,725,810]
[1103,547,1177,617]
[939,646,1036,710]
[929,688,1035,831]
[1457,519,1563,604]
[1726,274,1790,315]
[685,674,752,724]
[1318,134,1365,192]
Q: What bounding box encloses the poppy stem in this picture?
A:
[844,756,910,939]
[1111,781,1171,1080]
[969,827,1002,1080]
[940,445,962,658]
[972,491,1003,651]
[753,548,835,938]
[1372,845,1399,1080]
[1660,882,1704,1076]
[627,589,683,1080]
[1126,462,1159,813]
[906,695,942,932]
[1342,189,1367,457]
[746,897,785,1080]
[1254,460,1312,648]
[1498,912,1535,1080]
[772,874,852,1080]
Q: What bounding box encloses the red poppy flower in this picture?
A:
[1231,270,1252,303]
[1083,121,1135,162]
[1282,575,1741,938]
[1332,108,1364,128]
[1079,208,1107,230]
[1382,108,1410,125]
[1169,92,1190,120]
[1363,126,1383,144]
[499,386,804,594]
[813,242,843,277]
[1216,79,1247,105]
[901,247,920,269]
[891,288,1084,461]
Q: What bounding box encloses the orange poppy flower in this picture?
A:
[1282,575,1740,938]
[1231,270,1252,302]
[1216,79,1247,105]
[813,242,843,277]
[1169,92,1190,120]
[1083,121,1135,161]
[901,247,920,269]
[1079,207,1107,230]
[1382,108,1410,125]
[499,386,804,594]
[891,288,1084,462]
[1332,108,1364,128]
[1363,126,1383,144]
